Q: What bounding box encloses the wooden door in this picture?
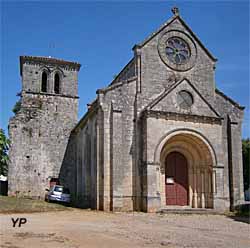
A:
[165,152,188,205]
[49,178,60,188]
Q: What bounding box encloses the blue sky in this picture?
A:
[1,1,249,138]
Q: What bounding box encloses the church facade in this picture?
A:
[8,8,244,212]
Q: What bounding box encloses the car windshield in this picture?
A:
[54,186,63,192]
[53,186,70,194]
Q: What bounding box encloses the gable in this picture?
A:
[134,10,218,108]
[136,14,217,62]
[139,14,217,72]
[148,78,220,118]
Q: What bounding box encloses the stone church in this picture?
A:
[8,8,245,212]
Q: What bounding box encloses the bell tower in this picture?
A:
[8,56,81,198]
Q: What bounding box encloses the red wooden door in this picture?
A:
[165,152,188,205]
[49,178,60,187]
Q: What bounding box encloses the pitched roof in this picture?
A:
[215,88,245,110]
[133,14,217,62]
[109,58,135,85]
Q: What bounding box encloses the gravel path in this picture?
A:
[0,209,249,248]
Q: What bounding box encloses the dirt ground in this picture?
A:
[0,209,249,248]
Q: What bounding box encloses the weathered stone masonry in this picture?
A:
[8,8,245,212]
[8,56,80,198]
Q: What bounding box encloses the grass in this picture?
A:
[224,204,250,218]
[0,196,71,214]
[234,206,250,218]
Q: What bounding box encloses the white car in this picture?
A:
[45,185,71,204]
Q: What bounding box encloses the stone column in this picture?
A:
[96,120,100,210]
[197,168,201,208]
[212,170,218,209]
[160,168,166,207]
[101,105,111,211]
[208,170,212,208]
[201,171,205,208]
[204,169,208,208]
[146,163,161,212]
[214,165,233,210]
[192,168,198,208]
[212,170,216,194]
[231,123,245,205]
[189,167,193,207]
[111,109,124,211]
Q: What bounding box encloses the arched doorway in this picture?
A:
[165,152,188,205]
[155,130,216,209]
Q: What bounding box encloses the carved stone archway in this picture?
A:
[154,129,216,208]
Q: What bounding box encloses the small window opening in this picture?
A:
[41,72,47,92]
[54,73,60,94]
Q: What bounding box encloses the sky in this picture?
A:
[1,0,249,138]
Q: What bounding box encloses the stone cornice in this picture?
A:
[141,161,161,167]
[20,56,81,75]
[23,91,79,99]
[141,110,222,125]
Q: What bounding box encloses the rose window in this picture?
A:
[165,37,191,65]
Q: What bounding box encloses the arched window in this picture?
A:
[41,71,47,92]
[54,73,60,94]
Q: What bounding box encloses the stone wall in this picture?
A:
[20,56,79,97]
[8,56,80,198]
[98,78,137,211]
[215,90,245,206]
[111,59,135,85]
[69,77,138,211]
[135,16,216,115]
[68,13,244,212]
[59,108,98,208]
[8,11,244,213]
[142,116,227,211]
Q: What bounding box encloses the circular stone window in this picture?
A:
[165,37,191,65]
[177,90,193,109]
[158,30,197,71]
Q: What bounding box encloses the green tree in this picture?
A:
[0,129,10,176]
[242,138,250,191]
[12,100,21,114]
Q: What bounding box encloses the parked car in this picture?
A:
[45,185,71,204]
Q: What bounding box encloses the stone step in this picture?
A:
[157,208,224,215]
